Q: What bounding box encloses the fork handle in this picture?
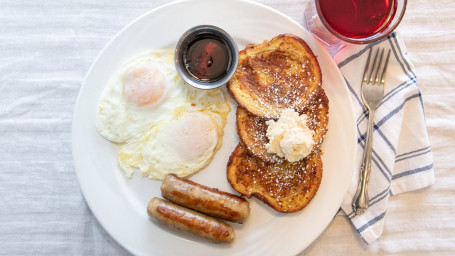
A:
[352,109,375,215]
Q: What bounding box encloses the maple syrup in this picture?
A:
[184,36,230,82]
[174,25,238,89]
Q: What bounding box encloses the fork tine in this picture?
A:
[367,48,380,83]
[362,48,373,83]
[373,49,385,84]
[379,49,391,84]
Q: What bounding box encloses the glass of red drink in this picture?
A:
[304,0,407,52]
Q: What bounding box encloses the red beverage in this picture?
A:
[318,0,397,39]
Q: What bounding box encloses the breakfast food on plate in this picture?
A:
[226,34,328,213]
[227,144,323,213]
[147,197,234,243]
[236,89,329,163]
[95,49,230,180]
[264,108,315,162]
[148,176,249,243]
[161,174,250,223]
[227,34,322,118]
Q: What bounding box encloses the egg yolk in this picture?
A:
[123,66,166,107]
[168,112,218,161]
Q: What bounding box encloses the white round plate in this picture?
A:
[72,0,356,255]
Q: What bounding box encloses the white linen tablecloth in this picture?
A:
[1,0,454,255]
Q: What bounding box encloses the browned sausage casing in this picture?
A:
[147,197,234,243]
[161,174,250,223]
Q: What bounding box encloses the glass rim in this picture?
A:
[315,0,408,44]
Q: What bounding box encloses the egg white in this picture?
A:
[95,49,230,179]
[118,111,223,179]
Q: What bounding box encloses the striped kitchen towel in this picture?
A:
[333,31,434,244]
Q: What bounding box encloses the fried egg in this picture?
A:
[96,49,230,179]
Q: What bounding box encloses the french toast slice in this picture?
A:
[227,144,323,213]
[227,34,322,118]
[236,88,329,163]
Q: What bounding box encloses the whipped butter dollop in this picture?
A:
[265,108,315,162]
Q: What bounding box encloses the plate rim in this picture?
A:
[72,0,357,255]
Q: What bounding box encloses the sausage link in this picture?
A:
[161,174,250,223]
[147,197,234,243]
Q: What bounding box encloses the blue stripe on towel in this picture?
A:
[370,190,390,206]
[356,120,396,168]
[354,78,417,127]
[396,146,431,159]
[338,46,370,68]
[338,35,390,69]
[357,211,387,233]
[395,149,432,163]
[347,187,391,218]
[370,187,391,202]
[392,163,434,180]
[345,79,364,108]
[418,88,426,121]
[346,54,417,135]
[375,127,396,155]
[371,152,392,181]
[376,93,421,127]
[356,128,393,181]
[380,79,417,107]
[391,35,416,78]
[357,109,368,125]
[389,35,416,81]
[355,93,420,148]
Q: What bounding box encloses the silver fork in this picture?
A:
[352,47,391,215]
